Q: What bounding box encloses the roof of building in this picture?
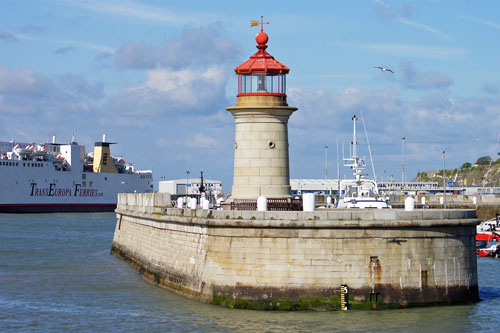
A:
[234,28,289,75]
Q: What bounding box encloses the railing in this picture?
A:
[230,199,257,211]
[231,198,302,211]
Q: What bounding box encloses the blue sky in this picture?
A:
[1,0,500,190]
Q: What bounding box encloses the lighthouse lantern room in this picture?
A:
[235,18,289,97]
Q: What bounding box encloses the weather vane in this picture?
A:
[251,16,270,32]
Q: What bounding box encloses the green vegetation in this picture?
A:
[413,154,500,186]
[211,294,409,311]
[476,156,492,166]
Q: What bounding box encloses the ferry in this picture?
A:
[0,135,153,213]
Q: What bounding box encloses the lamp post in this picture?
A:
[325,145,328,179]
[442,149,446,208]
[186,170,190,195]
[401,137,405,194]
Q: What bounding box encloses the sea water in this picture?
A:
[1,213,499,332]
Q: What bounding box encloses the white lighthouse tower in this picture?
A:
[227,18,297,200]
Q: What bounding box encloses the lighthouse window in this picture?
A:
[256,73,266,92]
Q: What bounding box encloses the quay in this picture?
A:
[111,192,479,310]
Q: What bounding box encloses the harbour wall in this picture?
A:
[111,193,480,310]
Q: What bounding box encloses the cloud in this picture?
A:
[57,74,104,99]
[105,65,228,117]
[352,43,466,60]
[0,65,102,120]
[374,0,412,20]
[186,133,220,149]
[54,46,77,55]
[397,60,453,90]
[0,30,18,42]
[115,25,239,70]
[0,66,51,97]
[11,32,114,53]
[20,24,44,34]
[374,0,451,40]
[60,0,190,24]
[458,14,500,30]
[288,84,500,181]
[482,83,499,95]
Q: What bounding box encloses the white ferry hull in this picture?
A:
[0,162,152,213]
[0,139,153,213]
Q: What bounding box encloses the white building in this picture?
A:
[290,179,443,196]
[159,178,223,195]
[290,179,340,195]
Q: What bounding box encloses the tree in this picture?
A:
[476,156,492,166]
[461,162,472,169]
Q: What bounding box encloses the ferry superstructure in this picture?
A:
[0,135,153,213]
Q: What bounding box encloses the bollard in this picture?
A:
[303,193,316,212]
[202,198,210,210]
[472,196,477,205]
[257,196,268,211]
[405,196,415,211]
[439,196,444,205]
[177,197,184,208]
[190,197,197,210]
[421,196,426,206]
[326,196,332,208]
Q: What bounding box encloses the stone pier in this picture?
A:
[111,193,480,310]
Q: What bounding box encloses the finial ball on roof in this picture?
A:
[256,31,268,45]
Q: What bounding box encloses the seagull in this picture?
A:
[374,66,394,73]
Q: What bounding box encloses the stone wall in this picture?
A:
[112,193,480,310]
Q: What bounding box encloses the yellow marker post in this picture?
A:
[340,284,349,310]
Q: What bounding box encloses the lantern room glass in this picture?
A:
[238,73,286,95]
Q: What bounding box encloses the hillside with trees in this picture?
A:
[413,155,500,186]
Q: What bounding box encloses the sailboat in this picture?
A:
[336,115,391,209]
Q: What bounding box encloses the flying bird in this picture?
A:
[374,66,394,73]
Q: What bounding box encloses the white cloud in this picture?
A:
[398,60,453,90]
[187,133,220,149]
[354,43,466,60]
[106,65,228,117]
[287,84,500,180]
[115,26,240,70]
[59,0,190,25]
[9,31,114,53]
[374,0,451,40]
[0,30,18,41]
[458,15,500,30]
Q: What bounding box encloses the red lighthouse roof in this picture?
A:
[234,23,289,75]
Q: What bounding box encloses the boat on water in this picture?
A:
[336,115,391,209]
[0,135,153,213]
[476,216,500,257]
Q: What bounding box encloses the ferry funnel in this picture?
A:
[93,139,117,173]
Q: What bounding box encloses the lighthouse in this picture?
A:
[227,18,297,200]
